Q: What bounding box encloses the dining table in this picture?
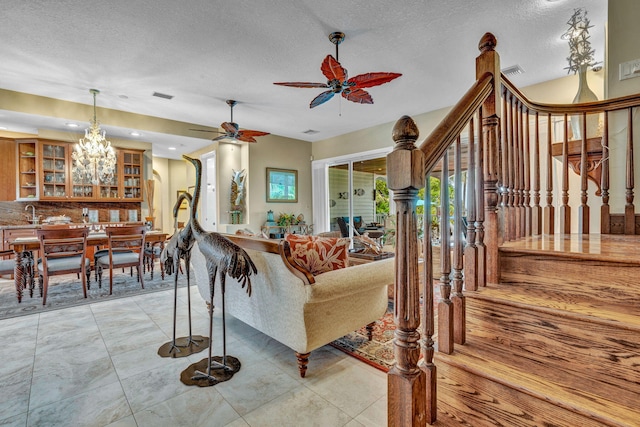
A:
[9,230,168,303]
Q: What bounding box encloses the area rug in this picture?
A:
[0,266,189,320]
[330,285,441,372]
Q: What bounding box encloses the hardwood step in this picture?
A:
[464,289,640,409]
[435,339,637,427]
[499,251,640,306]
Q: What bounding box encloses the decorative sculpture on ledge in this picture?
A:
[180,155,257,387]
[230,169,246,224]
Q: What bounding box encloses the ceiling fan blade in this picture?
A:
[236,135,258,143]
[320,55,346,82]
[238,129,270,138]
[310,90,335,108]
[188,128,223,134]
[342,88,374,104]
[221,122,239,134]
[273,82,329,88]
[348,72,402,89]
[211,134,230,142]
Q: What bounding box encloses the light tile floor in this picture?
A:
[0,283,388,427]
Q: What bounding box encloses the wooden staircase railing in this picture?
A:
[387,32,640,426]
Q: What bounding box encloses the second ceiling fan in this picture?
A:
[193,100,270,143]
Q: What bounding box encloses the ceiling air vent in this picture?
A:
[502,65,525,77]
[303,129,319,135]
[152,91,174,100]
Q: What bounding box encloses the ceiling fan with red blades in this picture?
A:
[274,32,402,109]
[191,99,269,143]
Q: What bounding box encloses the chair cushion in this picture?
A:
[0,259,14,275]
[96,252,140,267]
[144,246,162,256]
[94,249,132,261]
[38,256,89,273]
[285,234,350,276]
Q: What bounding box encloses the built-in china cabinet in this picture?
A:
[15,138,144,202]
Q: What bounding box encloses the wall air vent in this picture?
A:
[152,92,174,100]
[502,65,525,77]
[303,129,319,135]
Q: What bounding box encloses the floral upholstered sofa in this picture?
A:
[191,233,394,377]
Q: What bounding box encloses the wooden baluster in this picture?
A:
[419,172,436,424]
[579,112,590,234]
[464,118,478,291]
[524,109,532,236]
[625,108,635,234]
[544,113,555,234]
[452,136,465,345]
[514,101,522,239]
[386,115,428,427]
[438,148,453,354]
[601,112,610,233]
[476,107,487,288]
[560,114,571,234]
[507,95,516,240]
[500,88,510,242]
[532,112,542,235]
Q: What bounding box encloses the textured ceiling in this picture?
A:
[0,0,607,159]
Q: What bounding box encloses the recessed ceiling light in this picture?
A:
[303,129,319,135]
[119,94,129,99]
[129,131,141,136]
[168,147,176,150]
[65,122,79,127]
[0,126,7,130]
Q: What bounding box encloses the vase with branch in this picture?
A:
[562,8,599,139]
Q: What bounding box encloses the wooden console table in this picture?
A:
[551,137,604,196]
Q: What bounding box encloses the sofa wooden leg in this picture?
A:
[295,352,309,378]
[366,322,375,341]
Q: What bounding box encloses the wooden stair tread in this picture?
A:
[435,338,640,427]
[499,234,640,265]
[467,284,640,329]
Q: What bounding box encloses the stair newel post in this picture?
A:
[419,171,437,424]
[476,33,501,285]
[601,112,610,233]
[452,136,466,345]
[438,149,454,354]
[464,118,478,291]
[560,114,571,234]
[544,113,555,234]
[625,108,635,234]
[386,116,429,427]
[532,112,542,235]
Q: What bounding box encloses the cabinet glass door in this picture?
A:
[42,143,68,199]
[122,151,142,200]
[17,141,37,200]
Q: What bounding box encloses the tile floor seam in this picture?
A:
[90,301,137,423]
[24,312,41,426]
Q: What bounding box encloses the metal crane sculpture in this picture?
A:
[180,155,257,386]
[158,191,209,358]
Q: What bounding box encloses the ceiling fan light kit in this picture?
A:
[274,31,402,108]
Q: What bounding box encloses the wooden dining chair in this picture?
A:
[95,225,146,295]
[36,227,90,305]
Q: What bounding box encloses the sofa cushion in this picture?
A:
[285,234,350,275]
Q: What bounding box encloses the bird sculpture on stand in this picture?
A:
[180,155,257,387]
[157,190,209,358]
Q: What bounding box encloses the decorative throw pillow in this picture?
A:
[285,234,350,276]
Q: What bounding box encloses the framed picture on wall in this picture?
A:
[266,168,298,203]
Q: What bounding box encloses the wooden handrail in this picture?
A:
[420,72,494,172]
[502,74,640,114]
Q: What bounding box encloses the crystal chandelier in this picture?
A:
[72,89,117,185]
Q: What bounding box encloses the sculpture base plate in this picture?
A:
[180,355,241,387]
[157,335,210,358]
